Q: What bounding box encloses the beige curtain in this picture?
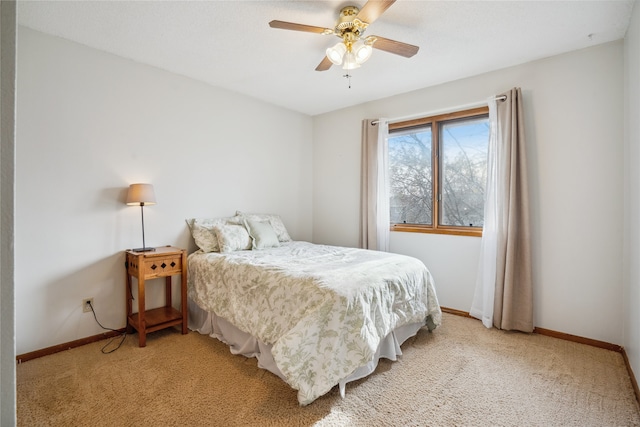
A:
[493,88,533,332]
[359,119,389,251]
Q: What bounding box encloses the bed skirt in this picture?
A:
[188,297,425,399]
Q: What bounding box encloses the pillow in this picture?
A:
[213,223,252,253]
[244,219,280,250]
[186,216,241,252]
[235,211,292,242]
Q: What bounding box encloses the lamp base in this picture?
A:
[131,247,156,252]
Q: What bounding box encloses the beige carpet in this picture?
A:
[17,313,640,426]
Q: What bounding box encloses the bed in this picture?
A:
[186,213,442,405]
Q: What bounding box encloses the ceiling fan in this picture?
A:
[269,0,419,72]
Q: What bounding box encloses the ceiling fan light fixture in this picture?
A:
[342,50,361,70]
[326,42,347,65]
[353,40,373,64]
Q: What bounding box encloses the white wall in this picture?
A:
[624,0,640,389]
[1,2,17,424]
[313,41,625,344]
[15,27,313,355]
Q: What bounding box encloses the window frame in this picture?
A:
[388,106,489,238]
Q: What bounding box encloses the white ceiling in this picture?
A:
[17,0,635,116]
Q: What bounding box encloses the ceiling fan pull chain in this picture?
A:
[343,73,352,89]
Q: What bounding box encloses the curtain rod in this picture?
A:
[371,95,507,126]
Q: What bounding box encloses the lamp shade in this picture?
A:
[126,183,156,206]
[354,41,373,64]
[342,51,361,70]
[326,42,347,65]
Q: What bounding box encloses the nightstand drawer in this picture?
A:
[126,252,183,279]
[141,255,182,279]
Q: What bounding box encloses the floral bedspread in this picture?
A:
[187,241,441,405]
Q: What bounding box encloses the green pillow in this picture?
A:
[245,219,280,250]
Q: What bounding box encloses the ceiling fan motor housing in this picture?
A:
[335,6,367,38]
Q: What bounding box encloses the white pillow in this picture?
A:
[186,216,241,252]
[214,223,252,253]
[244,219,280,250]
[236,211,292,242]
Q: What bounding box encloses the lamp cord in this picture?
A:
[87,301,127,354]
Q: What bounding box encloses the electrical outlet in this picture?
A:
[82,298,93,313]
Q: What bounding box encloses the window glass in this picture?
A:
[388,126,432,225]
[440,117,490,227]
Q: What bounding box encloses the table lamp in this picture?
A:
[126,183,156,252]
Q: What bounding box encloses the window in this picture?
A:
[388,107,490,237]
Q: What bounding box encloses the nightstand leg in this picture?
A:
[138,276,146,347]
[165,276,172,308]
[181,250,188,335]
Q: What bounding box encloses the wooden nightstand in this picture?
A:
[125,245,188,347]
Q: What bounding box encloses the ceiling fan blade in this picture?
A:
[269,20,332,34]
[356,0,396,24]
[315,56,333,71]
[371,36,419,58]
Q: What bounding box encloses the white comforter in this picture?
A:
[187,241,441,405]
